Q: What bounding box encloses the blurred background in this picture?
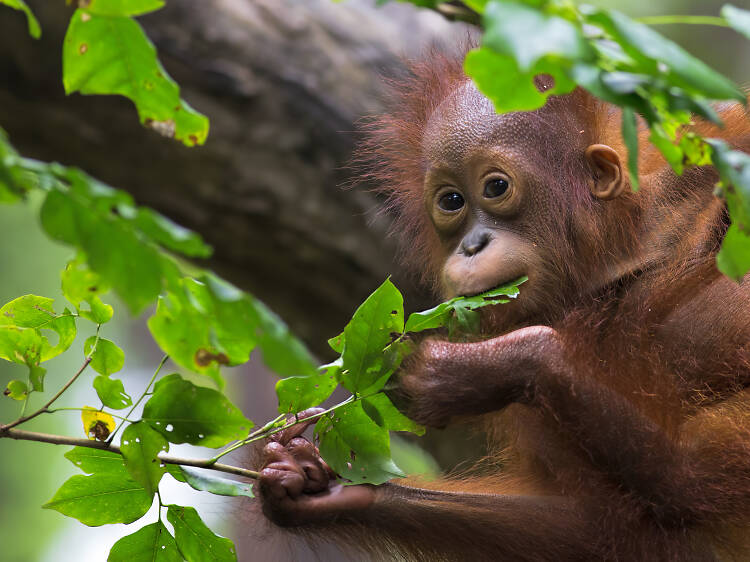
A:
[0,0,747,560]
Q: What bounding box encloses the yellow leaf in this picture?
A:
[81,406,115,441]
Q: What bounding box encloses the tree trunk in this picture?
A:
[0,0,465,356]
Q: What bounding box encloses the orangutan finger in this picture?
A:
[274,407,326,445]
[287,437,330,493]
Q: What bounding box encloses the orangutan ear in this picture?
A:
[585,144,626,200]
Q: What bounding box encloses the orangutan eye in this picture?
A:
[438,192,465,212]
[483,178,509,199]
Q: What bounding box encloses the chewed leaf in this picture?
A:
[316,400,406,486]
[93,376,132,410]
[405,276,526,333]
[61,256,114,324]
[4,379,28,400]
[340,279,404,393]
[0,295,77,364]
[63,9,209,146]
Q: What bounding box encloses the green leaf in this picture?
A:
[404,277,525,333]
[41,188,165,314]
[85,337,125,375]
[5,379,27,400]
[622,108,640,191]
[482,1,592,71]
[363,393,424,435]
[390,434,440,478]
[707,139,750,279]
[717,223,750,281]
[108,522,181,562]
[465,48,576,114]
[709,139,750,226]
[584,8,744,102]
[29,365,46,391]
[723,5,750,40]
[0,0,40,38]
[63,9,209,146]
[328,332,344,353]
[170,466,254,498]
[316,400,406,485]
[167,505,237,562]
[254,299,318,378]
[142,373,253,448]
[276,359,339,414]
[716,224,750,281]
[466,1,588,114]
[0,295,77,364]
[340,279,404,393]
[569,64,655,121]
[649,124,683,175]
[87,0,165,17]
[120,422,168,497]
[0,294,54,327]
[93,375,132,409]
[65,446,129,475]
[149,275,316,383]
[43,473,152,526]
[62,256,114,324]
[131,208,211,258]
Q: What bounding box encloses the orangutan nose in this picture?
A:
[460,229,491,256]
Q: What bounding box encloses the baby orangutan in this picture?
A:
[257,53,750,561]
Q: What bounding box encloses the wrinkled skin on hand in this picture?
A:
[395,327,558,428]
[258,408,378,527]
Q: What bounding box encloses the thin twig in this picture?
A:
[108,354,168,442]
[0,356,93,431]
[209,395,356,463]
[0,427,259,479]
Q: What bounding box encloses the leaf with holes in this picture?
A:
[142,374,252,448]
[121,422,168,497]
[0,295,76,365]
[316,400,405,485]
[93,376,132,410]
[340,279,403,393]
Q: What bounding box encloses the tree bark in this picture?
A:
[0,0,466,356]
